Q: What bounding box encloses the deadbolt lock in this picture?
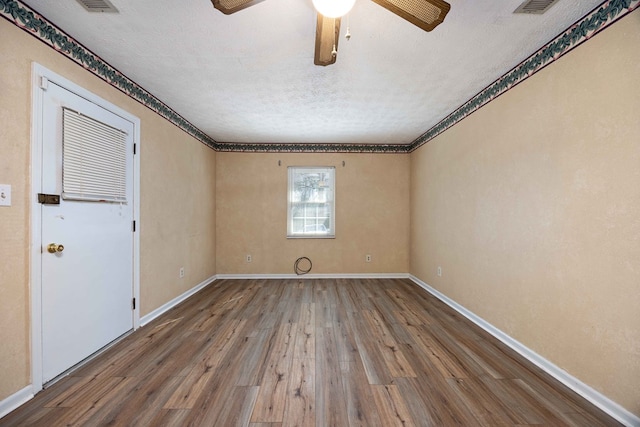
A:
[47,243,64,254]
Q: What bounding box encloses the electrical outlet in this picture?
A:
[246,254,252,263]
[365,254,372,263]
[437,266,442,277]
[179,267,185,278]
[0,184,11,207]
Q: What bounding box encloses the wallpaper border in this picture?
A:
[1,0,636,154]
[215,142,410,153]
[408,0,639,152]
[0,0,217,149]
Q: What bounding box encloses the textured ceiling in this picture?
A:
[21,0,604,146]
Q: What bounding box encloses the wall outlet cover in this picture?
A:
[0,184,11,206]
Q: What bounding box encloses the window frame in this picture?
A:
[287,166,335,239]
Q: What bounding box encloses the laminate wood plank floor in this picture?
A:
[1,278,622,426]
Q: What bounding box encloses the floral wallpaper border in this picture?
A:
[1,0,636,154]
[0,0,218,149]
[408,0,639,152]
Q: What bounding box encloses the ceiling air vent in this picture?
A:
[75,0,119,13]
[514,0,560,14]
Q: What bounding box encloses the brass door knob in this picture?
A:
[47,243,64,253]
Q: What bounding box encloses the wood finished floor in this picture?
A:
[1,278,621,426]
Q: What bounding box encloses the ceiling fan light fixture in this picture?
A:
[312,0,356,18]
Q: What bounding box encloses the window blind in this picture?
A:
[62,107,128,203]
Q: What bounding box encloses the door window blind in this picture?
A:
[62,107,128,203]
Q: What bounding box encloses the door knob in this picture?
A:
[47,243,64,253]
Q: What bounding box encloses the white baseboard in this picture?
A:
[409,275,640,427]
[5,274,635,425]
[1,275,217,419]
[0,386,33,419]
[140,274,217,327]
[215,273,410,280]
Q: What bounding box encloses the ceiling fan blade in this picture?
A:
[314,14,341,66]
[211,0,265,14]
[370,0,450,31]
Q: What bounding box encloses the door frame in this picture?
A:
[29,63,141,393]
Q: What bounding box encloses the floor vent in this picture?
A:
[75,0,119,13]
[514,0,560,14]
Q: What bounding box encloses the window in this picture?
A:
[287,167,335,238]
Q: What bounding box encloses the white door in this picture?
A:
[40,81,134,383]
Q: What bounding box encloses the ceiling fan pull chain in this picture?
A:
[331,17,338,57]
[346,13,351,40]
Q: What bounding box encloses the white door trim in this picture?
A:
[30,63,141,394]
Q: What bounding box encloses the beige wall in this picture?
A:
[216,153,409,274]
[410,12,640,416]
[0,19,217,401]
[139,118,217,315]
[2,3,638,419]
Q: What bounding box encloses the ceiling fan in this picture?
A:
[210,0,450,66]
